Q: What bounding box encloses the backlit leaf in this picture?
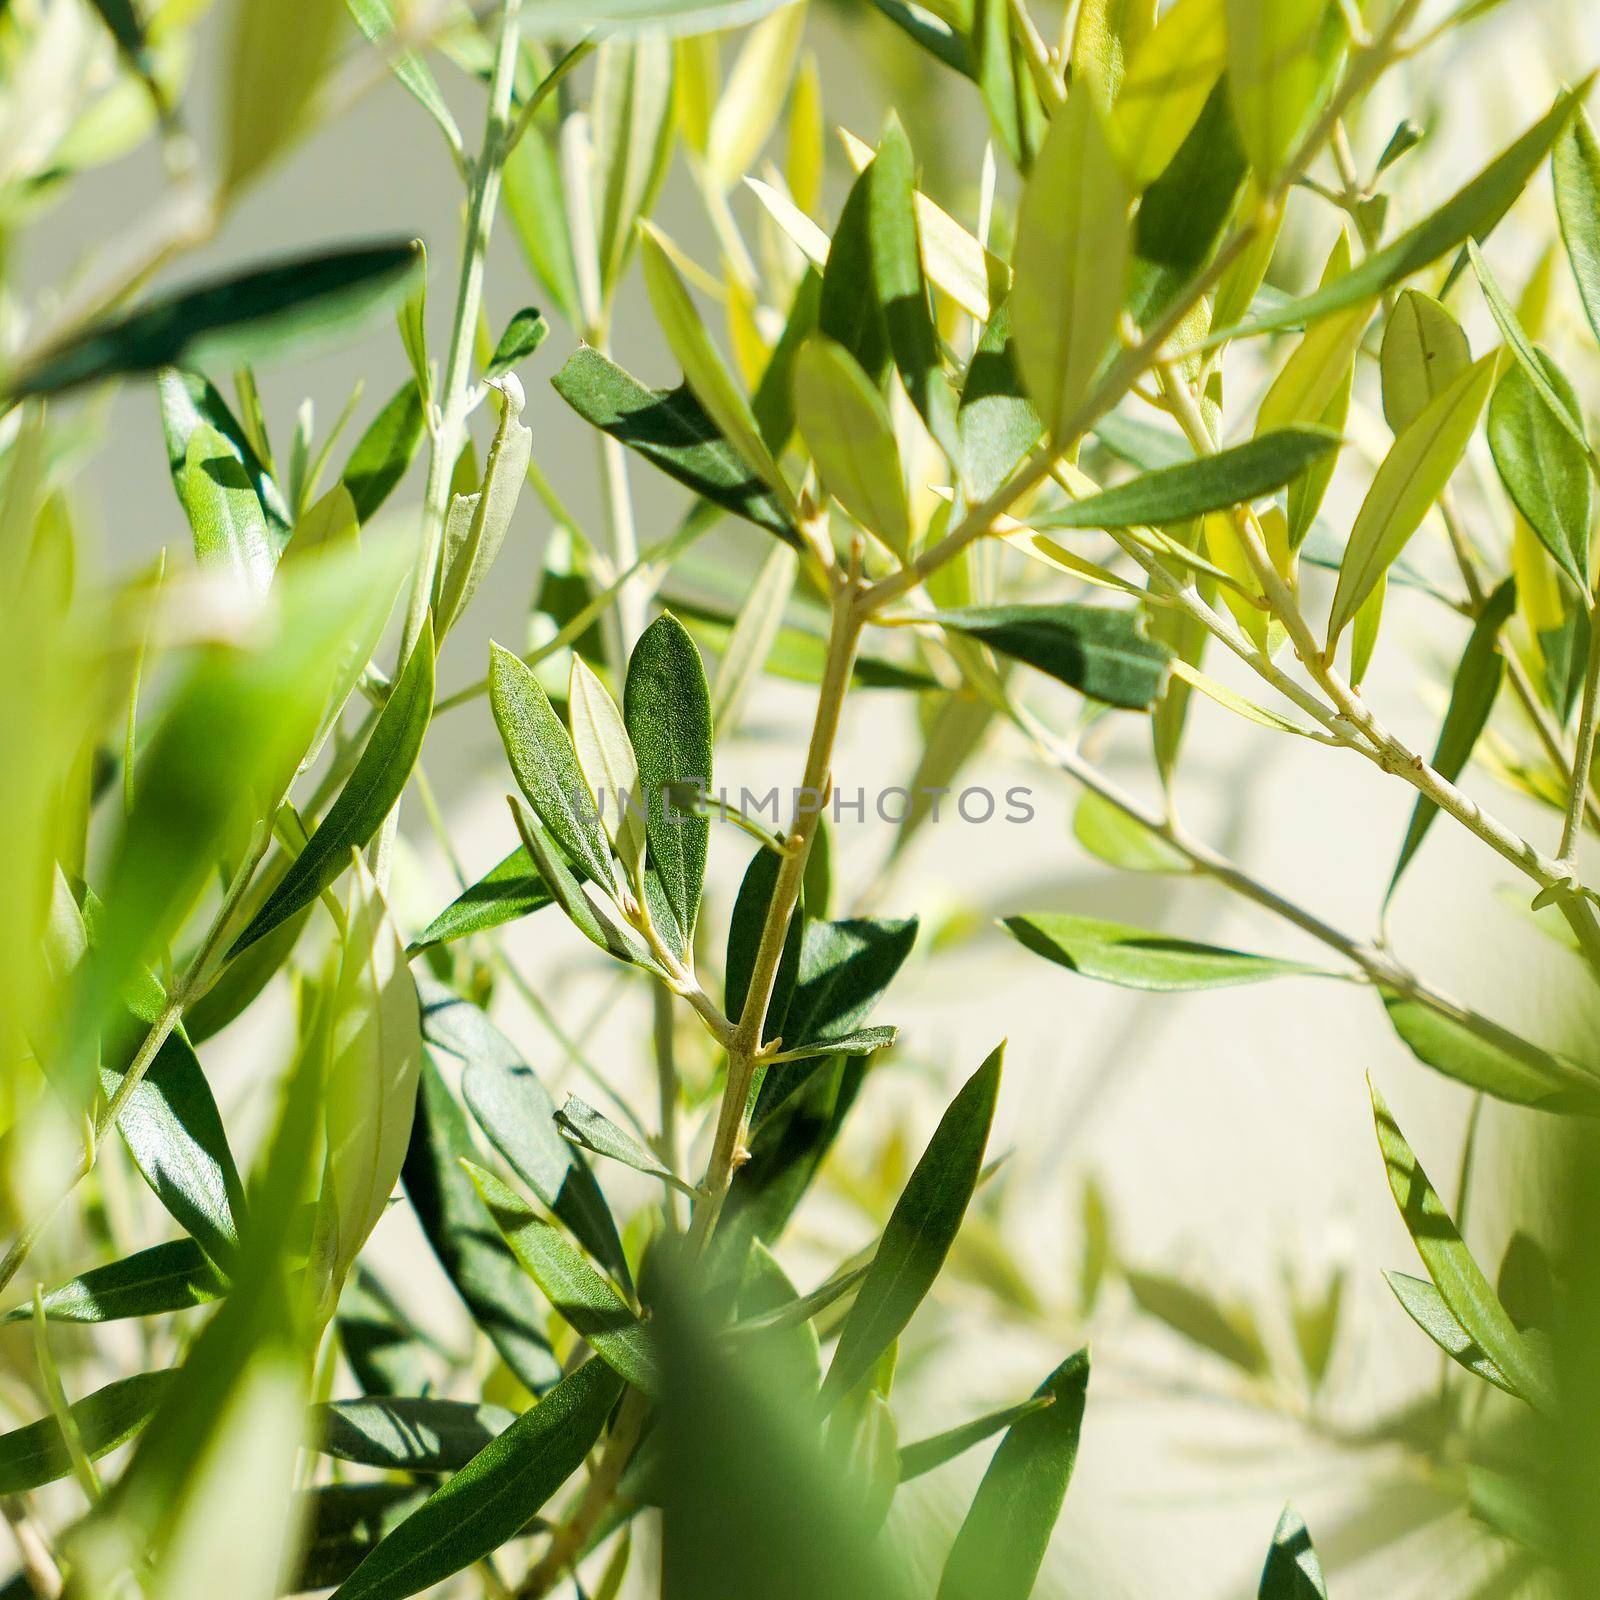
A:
[1005,912,1329,990]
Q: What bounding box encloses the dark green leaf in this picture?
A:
[823,1044,1001,1404]
[1203,82,1593,346]
[936,1351,1089,1600]
[485,307,548,380]
[338,1270,441,1399]
[232,622,434,956]
[328,1359,621,1600]
[100,1020,245,1272]
[401,1057,563,1394]
[552,347,799,543]
[656,1267,907,1600]
[819,158,889,384]
[8,241,423,398]
[467,1162,658,1394]
[343,380,427,524]
[315,1398,516,1474]
[1388,582,1515,902]
[408,846,552,953]
[186,903,309,1042]
[426,982,631,1291]
[1259,1506,1327,1600]
[1383,1271,1515,1396]
[1005,911,1329,991]
[755,915,918,1127]
[0,1373,177,1495]
[897,1395,1055,1482]
[870,115,959,461]
[294,1485,432,1595]
[1032,428,1342,530]
[624,612,712,957]
[1487,354,1593,588]
[4,1240,223,1325]
[1127,81,1249,329]
[930,603,1172,710]
[556,1096,699,1197]
[724,843,803,1044]
[490,642,614,886]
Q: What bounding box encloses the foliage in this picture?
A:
[3,0,1600,1596]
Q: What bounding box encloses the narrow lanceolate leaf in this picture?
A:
[101,1016,246,1272]
[897,1396,1056,1482]
[1328,354,1497,645]
[1203,81,1594,344]
[929,604,1172,710]
[225,0,342,189]
[1223,0,1343,182]
[1388,582,1515,903]
[1004,913,1330,991]
[343,380,427,524]
[5,1240,224,1325]
[408,846,553,952]
[402,1059,562,1393]
[624,612,713,955]
[640,226,790,502]
[159,367,293,544]
[489,642,614,887]
[1554,106,1600,346]
[823,1045,1002,1404]
[328,1359,622,1600]
[232,621,435,956]
[314,1398,516,1475]
[556,1096,699,1197]
[794,336,911,554]
[1377,992,1600,1113]
[426,980,631,1291]
[1487,354,1594,589]
[1381,290,1471,435]
[1108,0,1226,189]
[1012,86,1130,441]
[1126,1270,1268,1371]
[484,308,548,380]
[869,114,960,463]
[1258,1506,1327,1600]
[0,1373,177,1495]
[707,1,807,187]
[345,0,463,160]
[1384,1271,1516,1397]
[1370,1079,1555,1413]
[592,34,674,302]
[9,242,422,398]
[311,858,424,1308]
[1469,240,1592,452]
[568,654,647,883]
[552,347,799,543]
[771,1025,898,1061]
[819,157,890,381]
[182,423,275,592]
[936,1351,1089,1600]
[1034,428,1341,530]
[467,1162,659,1394]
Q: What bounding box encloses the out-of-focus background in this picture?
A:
[15,0,1600,1593]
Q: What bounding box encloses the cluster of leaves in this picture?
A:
[5,0,1600,1596]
